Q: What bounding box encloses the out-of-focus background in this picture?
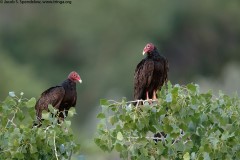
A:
[0,0,240,159]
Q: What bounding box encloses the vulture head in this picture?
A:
[142,43,155,55]
[68,71,82,83]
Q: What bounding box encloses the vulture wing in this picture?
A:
[154,56,169,91]
[35,86,65,120]
[134,59,154,100]
[163,57,169,83]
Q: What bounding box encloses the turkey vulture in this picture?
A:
[134,43,169,102]
[35,71,82,122]
[134,43,169,143]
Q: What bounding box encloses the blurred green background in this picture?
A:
[0,0,240,159]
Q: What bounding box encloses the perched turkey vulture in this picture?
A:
[35,71,82,122]
[134,43,169,143]
[134,43,169,102]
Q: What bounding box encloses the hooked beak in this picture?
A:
[79,79,82,83]
[142,51,146,55]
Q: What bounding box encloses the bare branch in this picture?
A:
[53,132,59,160]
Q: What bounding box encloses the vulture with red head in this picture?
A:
[134,43,169,142]
[35,71,82,122]
[134,43,169,102]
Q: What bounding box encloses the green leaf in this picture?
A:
[30,146,38,154]
[14,128,20,134]
[150,156,155,160]
[203,152,211,160]
[42,110,50,120]
[140,147,148,156]
[48,104,57,114]
[25,97,36,108]
[115,143,122,152]
[13,152,24,159]
[125,104,132,112]
[59,144,66,153]
[68,107,77,117]
[94,138,102,146]
[171,87,179,99]
[64,120,71,127]
[97,113,105,119]
[29,108,36,120]
[100,99,109,106]
[167,81,172,90]
[166,93,172,102]
[221,131,234,141]
[183,152,190,160]
[3,97,17,109]
[191,152,196,159]
[208,135,219,149]
[16,110,25,121]
[187,83,196,93]
[117,132,123,141]
[109,115,117,125]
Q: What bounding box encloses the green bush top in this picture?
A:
[0,92,79,160]
[95,82,240,160]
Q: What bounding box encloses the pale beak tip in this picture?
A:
[142,51,145,55]
[79,79,82,83]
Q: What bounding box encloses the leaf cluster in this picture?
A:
[0,92,79,160]
[95,82,240,160]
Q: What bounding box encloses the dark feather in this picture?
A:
[58,79,77,118]
[35,86,65,120]
[134,59,154,100]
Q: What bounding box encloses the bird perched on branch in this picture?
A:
[134,43,169,102]
[134,43,169,143]
[35,71,82,123]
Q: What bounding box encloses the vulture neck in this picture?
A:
[62,79,76,90]
[147,49,160,59]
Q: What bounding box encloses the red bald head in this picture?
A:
[143,43,155,55]
[68,71,82,83]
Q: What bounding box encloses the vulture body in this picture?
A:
[134,43,168,101]
[35,71,82,122]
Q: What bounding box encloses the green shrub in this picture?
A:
[0,92,79,160]
[95,82,240,160]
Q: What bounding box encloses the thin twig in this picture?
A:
[128,136,162,140]
[108,99,158,106]
[159,132,166,143]
[136,100,140,108]
[68,149,73,160]
[5,110,17,128]
[127,135,191,144]
[44,125,51,132]
[0,149,11,153]
[53,132,59,160]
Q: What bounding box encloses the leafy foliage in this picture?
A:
[0,92,80,160]
[95,82,240,159]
